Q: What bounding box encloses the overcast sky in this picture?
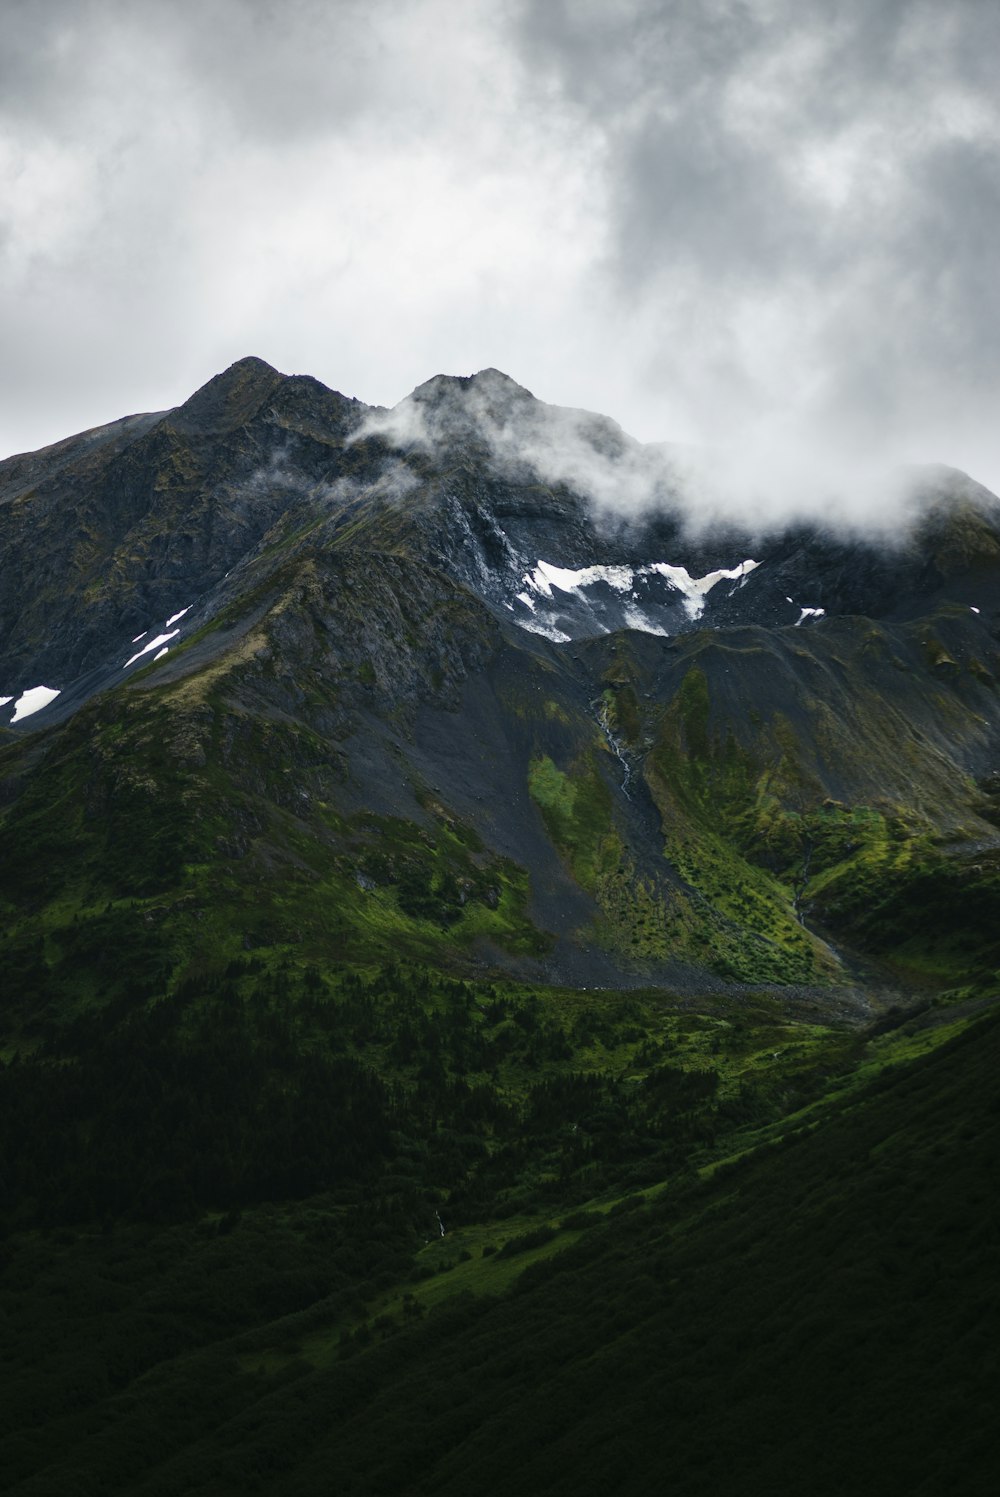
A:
[3,0,1000,499]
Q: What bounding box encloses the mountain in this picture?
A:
[3,358,998,695]
[3,357,998,993]
[2,360,998,1494]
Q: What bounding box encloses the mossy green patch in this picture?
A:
[527,753,618,894]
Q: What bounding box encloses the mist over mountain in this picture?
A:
[3,356,998,719]
[2,358,998,1495]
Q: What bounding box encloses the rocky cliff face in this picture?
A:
[0,358,370,692]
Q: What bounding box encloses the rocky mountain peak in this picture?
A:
[167,354,285,436]
[409,367,535,405]
[397,368,538,446]
[3,359,1000,730]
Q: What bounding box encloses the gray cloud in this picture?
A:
[512,0,1000,492]
[1,0,603,456]
[2,0,999,515]
[353,366,934,539]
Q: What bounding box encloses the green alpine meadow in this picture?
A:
[1,359,998,1494]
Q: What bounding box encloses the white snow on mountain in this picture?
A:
[124,607,192,666]
[11,685,61,722]
[516,555,760,632]
[643,559,759,619]
[523,560,635,598]
[124,629,180,669]
[517,616,572,644]
[622,604,669,636]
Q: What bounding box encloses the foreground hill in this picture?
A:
[4,982,997,1494]
[1,360,998,1492]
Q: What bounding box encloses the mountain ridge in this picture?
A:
[4,357,999,723]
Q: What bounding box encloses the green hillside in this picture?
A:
[2,967,996,1493]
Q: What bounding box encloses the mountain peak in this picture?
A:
[393,368,537,448]
[226,354,280,377]
[169,355,285,434]
[409,368,534,404]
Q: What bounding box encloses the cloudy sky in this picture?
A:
[3,0,1000,498]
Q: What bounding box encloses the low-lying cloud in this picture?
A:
[512,0,1000,495]
[351,367,981,540]
[3,0,999,511]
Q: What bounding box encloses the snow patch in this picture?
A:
[622,603,669,637]
[521,556,759,622]
[524,560,635,598]
[127,607,190,655]
[971,606,980,614]
[643,558,760,619]
[518,617,572,644]
[153,647,170,661]
[124,630,180,668]
[0,696,12,707]
[11,685,61,722]
[511,554,760,640]
[794,607,825,627]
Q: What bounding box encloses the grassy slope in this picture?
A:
[3,988,995,1495]
[641,633,1000,989]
